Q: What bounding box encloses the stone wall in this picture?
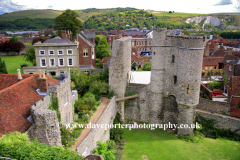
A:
[48,73,74,125]
[76,97,117,156]
[196,98,230,115]
[0,50,25,56]
[126,83,147,93]
[196,109,240,135]
[27,95,62,146]
[109,37,131,120]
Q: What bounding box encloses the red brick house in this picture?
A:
[202,57,225,70]
[224,59,240,117]
[0,70,60,137]
[77,31,96,67]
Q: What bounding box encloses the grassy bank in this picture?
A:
[122,129,240,160]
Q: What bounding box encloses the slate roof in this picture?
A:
[0,74,60,137]
[227,59,240,65]
[124,31,146,36]
[43,38,71,43]
[80,31,96,44]
[233,43,240,48]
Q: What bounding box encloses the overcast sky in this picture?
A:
[0,0,240,14]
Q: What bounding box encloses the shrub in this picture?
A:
[125,91,135,97]
[208,80,221,89]
[93,140,116,160]
[0,132,83,159]
[107,90,115,99]
[142,62,151,71]
[20,63,28,68]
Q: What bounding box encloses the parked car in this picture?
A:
[212,91,222,96]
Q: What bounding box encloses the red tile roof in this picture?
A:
[0,74,60,136]
[0,74,59,90]
[101,57,111,63]
[203,57,225,66]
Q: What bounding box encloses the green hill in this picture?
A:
[0,8,118,22]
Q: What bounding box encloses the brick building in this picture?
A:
[77,31,96,67]
[224,59,240,117]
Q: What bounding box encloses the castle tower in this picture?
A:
[151,29,206,136]
[109,37,131,120]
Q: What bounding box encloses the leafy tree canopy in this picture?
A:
[95,35,111,59]
[24,45,36,65]
[54,9,84,38]
[9,35,19,42]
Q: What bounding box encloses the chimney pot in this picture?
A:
[39,70,42,78]
[17,69,23,81]
[38,71,48,92]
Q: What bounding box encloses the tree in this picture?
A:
[95,36,111,59]
[54,9,84,38]
[0,59,8,74]
[208,80,221,89]
[24,46,36,66]
[9,35,19,42]
[12,42,24,55]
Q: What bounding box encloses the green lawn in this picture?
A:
[122,129,240,160]
[1,55,32,74]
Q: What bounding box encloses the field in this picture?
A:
[1,55,32,74]
[0,10,63,21]
[122,129,240,160]
[0,9,117,22]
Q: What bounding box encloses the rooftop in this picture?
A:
[0,74,60,137]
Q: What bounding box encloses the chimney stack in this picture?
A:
[61,30,67,39]
[205,43,210,57]
[17,69,23,81]
[220,43,224,51]
[227,47,233,55]
[37,70,48,93]
[214,43,218,52]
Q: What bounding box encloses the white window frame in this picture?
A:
[68,58,73,66]
[58,58,64,66]
[140,42,142,46]
[48,50,54,55]
[40,58,46,67]
[58,49,63,55]
[132,42,134,46]
[150,47,151,51]
[83,49,88,57]
[137,42,139,46]
[210,67,213,70]
[39,50,45,55]
[109,36,111,40]
[143,48,145,51]
[205,67,208,70]
[49,58,55,67]
[67,49,73,55]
